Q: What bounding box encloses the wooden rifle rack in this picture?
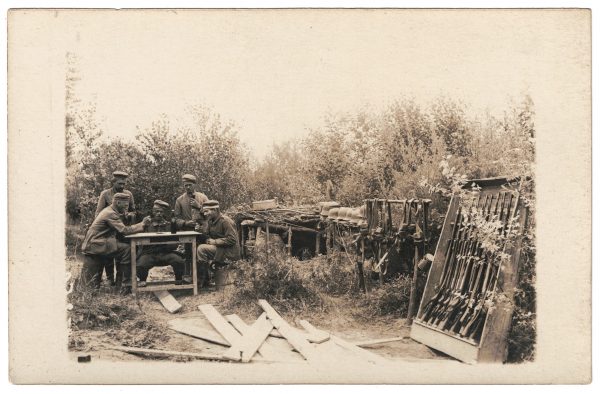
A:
[410,177,528,363]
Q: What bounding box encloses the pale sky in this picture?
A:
[62,9,587,158]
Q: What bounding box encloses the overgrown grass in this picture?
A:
[226,247,325,315]
[355,275,413,319]
[67,276,170,351]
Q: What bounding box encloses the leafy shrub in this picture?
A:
[227,247,324,314]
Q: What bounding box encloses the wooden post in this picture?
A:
[287,226,293,257]
[191,236,198,295]
[315,231,320,256]
[131,240,137,295]
[265,220,270,265]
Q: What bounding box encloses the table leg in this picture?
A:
[192,239,198,295]
[131,241,137,295]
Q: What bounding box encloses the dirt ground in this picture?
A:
[68,259,452,365]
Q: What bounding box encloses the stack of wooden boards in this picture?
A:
[115,300,391,366]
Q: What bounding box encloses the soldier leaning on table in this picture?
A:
[94,170,136,286]
[80,193,150,291]
[136,200,186,287]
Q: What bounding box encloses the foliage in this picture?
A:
[65,57,535,361]
[226,247,325,314]
[356,276,413,319]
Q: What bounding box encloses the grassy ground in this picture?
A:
[66,250,445,363]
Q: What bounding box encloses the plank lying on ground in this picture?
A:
[154,290,182,313]
[112,346,281,363]
[330,335,389,365]
[223,313,274,362]
[111,346,230,361]
[225,314,293,361]
[168,319,230,346]
[258,299,318,361]
[298,320,330,344]
[198,304,243,361]
[353,336,406,347]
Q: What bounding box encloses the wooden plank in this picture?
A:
[138,284,194,292]
[329,334,389,365]
[226,314,287,361]
[168,319,230,346]
[298,320,330,344]
[111,346,231,361]
[258,299,318,361]
[198,304,243,361]
[353,336,406,347]
[153,290,182,313]
[410,320,478,364]
[111,346,279,363]
[223,314,274,362]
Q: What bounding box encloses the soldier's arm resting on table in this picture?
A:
[107,212,147,235]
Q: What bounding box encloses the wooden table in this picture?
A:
[126,231,200,295]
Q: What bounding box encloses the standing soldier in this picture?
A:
[197,200,240,287]
[174,174,208,229]
[81,193,150,290]
[174,174,208,278]
[94,171,136,286]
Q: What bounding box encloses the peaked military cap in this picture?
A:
[182,174,197,183]
[153,200,170,209]
[113,193,131,201]
[112,171,129,178]
[203,200,220,209]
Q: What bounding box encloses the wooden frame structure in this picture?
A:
[126,231,201,295]
[410,177,528,363]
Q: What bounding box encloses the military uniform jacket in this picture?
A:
[140,218,180,255]
[82,206,144,255]
[174,191,208,221]
[207,214,240,262]
[95,188,135,218]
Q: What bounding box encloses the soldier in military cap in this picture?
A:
[174,174,209,279]
[196,200,240,287]
[81,193,151,290]
[95,171,136,219]
[94,171,136,286]
[174,174,208,229]
[136,200,186,287]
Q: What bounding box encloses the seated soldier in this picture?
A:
[196,200,240,287]
[137,200,186,287]
[81,193,150,289]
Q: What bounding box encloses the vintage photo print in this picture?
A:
[7,8,591,384]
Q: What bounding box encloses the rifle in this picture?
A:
[460,192,516,339]
[421,200,471,324]
[447,192,503,333]
[432,194,487,328]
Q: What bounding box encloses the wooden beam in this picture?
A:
[353,336,406,347]
[298,320,330,344]
[198,304,243,361]
[225,314,291,361]
[330,334,389,365]
[111,346,231,362]
[258,300,318,361]
[153,290,182,313]
[241,314,276,362]
[167,318,229,347]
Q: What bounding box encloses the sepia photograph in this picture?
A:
[7,6,592,384]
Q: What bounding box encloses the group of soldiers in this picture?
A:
[80,171,240,292]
